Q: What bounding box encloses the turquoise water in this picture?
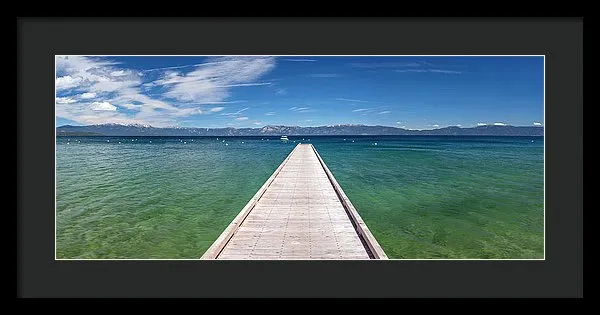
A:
[56,136,543,259]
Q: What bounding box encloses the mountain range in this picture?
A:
[56,123,544,137]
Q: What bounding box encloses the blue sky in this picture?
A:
[55,56,544,130]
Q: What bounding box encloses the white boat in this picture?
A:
[280,135,289,142]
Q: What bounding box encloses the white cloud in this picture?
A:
[477,123,487,126]
[55,97,77,104]
[275,88,287,95]
[55,56,141,93]
[216,82,272,88]
[80,92,97,99]
[290,107,314,113]
[428,69,462,74]
[253,122,263,125]
[394,69,428,73]
[236,116,249,121]
[265,112,276,116]
[54,56,276,127]
[379,111,391,114]
[352,108,370,112]
[91,101,117,111]
[335,98,370,103]
[534,122,542,126]
[396,121,403,124]
[110,70,128,76]
[305,119,313,122]
[156,56,276,103]
[493,122,506,126]
[432,124,440,127]
[55,75,83,90]
[222,107,250,116]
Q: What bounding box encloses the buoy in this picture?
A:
[242,141,244,144]
[225,143,229,146]
[374,142,378,145]
[107,140,109,142]
[184,141,186,144]
[352,140,354,142]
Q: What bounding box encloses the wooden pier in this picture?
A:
[201,143,387,260]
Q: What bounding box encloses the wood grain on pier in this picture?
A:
[201,143,387,260]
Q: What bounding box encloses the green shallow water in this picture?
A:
[56,136,543,259]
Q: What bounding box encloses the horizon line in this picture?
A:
[56,122,544,131]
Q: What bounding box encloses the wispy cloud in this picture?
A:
[152,56,276,103]
[91,101,117,111]
[533,122,542,126]
[80,92,97,99]
[307,73,341,78]
[56,56,237,127]
[275,88,287,95]
[290,107,315,113]
[283,59,316,62]
[56,97,77,104]
[428,69,462,74]
[394,69,428,73]
[235,116,249,121]
[253,121,263,125]
[265,112,276,116]
[216,82,272,88]
[335,98,370,103]
[432,124,440,127]
[493,122,506,126]
[352,108,370,112]
[221,107,250,116]
[305,119,313,122]
[379,111,391,114]
[209,107,224,113]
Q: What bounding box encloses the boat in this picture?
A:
[280,135,289,142]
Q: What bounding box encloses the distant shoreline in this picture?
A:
[57,123,544,137]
